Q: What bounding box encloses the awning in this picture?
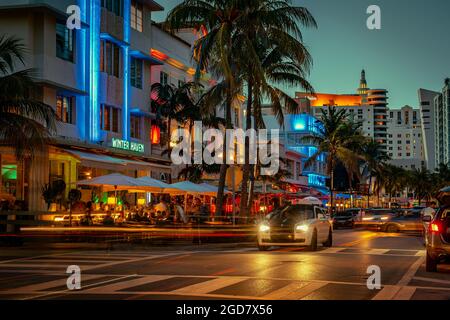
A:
[65,149,170,171]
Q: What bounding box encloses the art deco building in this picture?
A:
[0,0,216,210]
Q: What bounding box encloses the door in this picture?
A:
[315,207,330,241]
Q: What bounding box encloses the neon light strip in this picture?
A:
[89,0,100,142]
[123,0,131,141]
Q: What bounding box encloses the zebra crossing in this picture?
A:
[0,247,438,300]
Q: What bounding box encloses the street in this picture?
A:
[0,229,449,300]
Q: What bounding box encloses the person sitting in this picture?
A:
[103,211,115,226]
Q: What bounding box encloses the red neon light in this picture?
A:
[151,49,168,61]
[150,125,161,145]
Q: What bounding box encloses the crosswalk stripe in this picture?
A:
[83,275,171,293]
[8,274,107,293]
[171,277,246,294]
[272,282,328,300]
[320,247,346,254]
[393,286,416,300]
[372,285,402,300]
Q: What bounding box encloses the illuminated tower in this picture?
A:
[357,69,369,95]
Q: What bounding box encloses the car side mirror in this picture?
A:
[422,216,432,222]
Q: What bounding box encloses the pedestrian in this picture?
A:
[422,201,437,219]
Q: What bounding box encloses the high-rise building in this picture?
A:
[386,106,424,170]
[0,0,216,210]
[433,79,450,166]
[418,88,440,170]
[297,70,389,152]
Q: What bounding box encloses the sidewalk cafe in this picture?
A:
[44,173,325,227]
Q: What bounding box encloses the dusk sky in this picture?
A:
[154,0,450,109]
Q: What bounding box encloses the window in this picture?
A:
[406,153,411,157]
[358,109,363,115]
[131,0,143,32]
[130,58,143,89]
[406,140,411,144]
[56,95,75,124]
[101,0,123,17]
[160,71,168,86]
[56,21,74,61]
[397,140,401,144]
[100,104,120,133]
[388,141,393,144]
[398,146,402,151]
[390,112,394,118]
[397,134,402,138]
[130,115,141,139]
[398,153,402,157]
[100,40,121,78]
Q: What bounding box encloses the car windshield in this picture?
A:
[269,204,315,224]
[336,210,358,217]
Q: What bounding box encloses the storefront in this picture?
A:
[0,143,172,212]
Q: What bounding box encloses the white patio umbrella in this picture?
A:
[134,176,175,193]
[298,196,323,205]
[164,181,212,213]
[199,183,231,195]
[77,173,140,209]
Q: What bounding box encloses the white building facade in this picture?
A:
[386,106,425,170]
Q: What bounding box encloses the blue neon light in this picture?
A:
[76,0,87,140]
[122,0,131,140]
[89,0,101,142]
[291,114,321,133]
[307,173,327,187]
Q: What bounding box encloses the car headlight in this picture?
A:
[296,224,309,232]
[362,217,374,221]
[259,224,270,232]
[381,216,389,220]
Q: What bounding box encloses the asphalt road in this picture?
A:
[0,229,449,300]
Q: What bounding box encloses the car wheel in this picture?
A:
[425,251,438,272]
[386,224,399,233]
[257,239,269,251]
[323,228,333,247]
[308,229,318,251]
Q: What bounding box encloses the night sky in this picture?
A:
[154,0,450,109]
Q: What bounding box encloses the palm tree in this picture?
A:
[0,35,56,161]
[166,0,317,217]
[151,82,194,153]
[409,167,433,205]
[302,107,366,210]
[360,139,390,207]
[433,163,450,191]
[166,0,247,216]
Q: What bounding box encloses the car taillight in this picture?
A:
[430,222,441,233]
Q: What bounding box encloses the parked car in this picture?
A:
[423,206,450,272]
[381,209,423,233]
[333,209,360,229]
[257,204,333,251]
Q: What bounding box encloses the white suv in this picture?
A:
[257,204,333,251]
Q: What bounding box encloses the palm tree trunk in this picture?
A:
[167,117,171,154]
[216,88,233,217]
[239,80,253,217]
[367,175,372,208]
[330,166,335,213]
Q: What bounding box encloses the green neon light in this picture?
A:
[111,138,145,153]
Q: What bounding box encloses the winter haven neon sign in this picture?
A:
[111,138,145,153]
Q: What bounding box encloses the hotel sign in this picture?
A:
[111,138,145,153]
